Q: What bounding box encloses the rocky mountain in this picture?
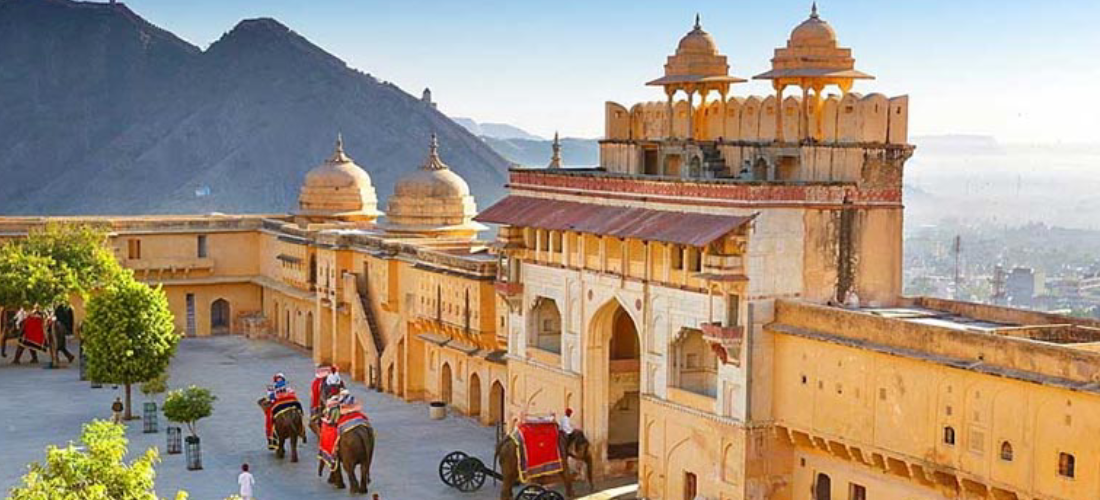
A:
[0,0,510,215]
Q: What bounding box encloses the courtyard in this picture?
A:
[0,336,506,499]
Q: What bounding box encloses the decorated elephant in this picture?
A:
[256,397,307,462]
[319,420,375,494]
[494,428,595,500]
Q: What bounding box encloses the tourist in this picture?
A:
[238,463,255,500]
[111,397,124,424]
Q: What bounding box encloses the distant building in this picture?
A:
[421,87,436,108]
[1006,266,1037,307]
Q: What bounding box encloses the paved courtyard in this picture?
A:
[0,336,508,499]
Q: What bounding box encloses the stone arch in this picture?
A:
[529,297,563,354]
[586,298,643,463]
[490,380,506,425]
[211,298,230,334]
[469,372,482,419]
[441,362,453,405]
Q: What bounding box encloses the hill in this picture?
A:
[0,0,509,215]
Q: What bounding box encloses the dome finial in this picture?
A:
[694,13,701,30]
[548,131,563,169]
[329,132,350,162]
[810,1,819,19]
[422,133,448,171]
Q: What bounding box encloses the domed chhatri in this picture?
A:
[754,2,873,88]
[383,134,485,239]
[296,134,381,223]
[647,14,745,88]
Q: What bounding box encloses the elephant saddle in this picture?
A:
[511,421,564,482]
[266,392,302,450]
[19,316,47,352]
[319,411,370,470]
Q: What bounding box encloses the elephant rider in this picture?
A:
[558,408,579,455]
[311,364,332,414]
[324,389,361,425]
[265,373,296,445]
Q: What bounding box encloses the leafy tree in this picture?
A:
[163,386,216,437]
[21,222,122,296]
[0,242,75,309]
[141,372,169,403]
[83,278,178,419]
[9,420,187,500]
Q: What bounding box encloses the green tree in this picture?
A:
[163,386,216,437]
[83,278,178,419]
[21,222,122,296]
[141,372,169,403]
[9,420,187,500]
[0,242,75,309]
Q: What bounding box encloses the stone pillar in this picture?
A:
[775,84,785,143]
[666,90,675,140]
[686,89,696,141]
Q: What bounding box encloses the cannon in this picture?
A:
[438,450,565,500]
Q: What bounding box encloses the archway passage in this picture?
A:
[815,472,832,500]
[469,372,482,419]
[305,311,314,348]
[489,381,505,425]
[211,299,230,335]
[604,303,641,460]
[441,362,453,405]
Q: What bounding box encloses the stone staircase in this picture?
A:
[700,143,729,178]
[357,288,385,363]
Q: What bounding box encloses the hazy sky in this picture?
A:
[124,0,1100,143]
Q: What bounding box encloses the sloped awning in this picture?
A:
[475,196,755,247]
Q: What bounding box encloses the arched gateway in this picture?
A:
[584,298,642,469]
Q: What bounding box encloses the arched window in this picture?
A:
[1000,441,1013,462]
[530,298,562,354]
[943,426,956,445]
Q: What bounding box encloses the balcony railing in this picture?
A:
[701,322,744,365]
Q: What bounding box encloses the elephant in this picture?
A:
[256,398,307,462]
[319,423,375,494]
[494,429,596,500]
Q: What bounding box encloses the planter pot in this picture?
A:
[166,426,182,454]
[143,402,158,434]
[429,401,447,420]
[185,436,202,470]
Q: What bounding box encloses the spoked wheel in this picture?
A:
[439,451,469,487]
[515,484,545,500]
[454,456,488,492]
[536,491,565,500]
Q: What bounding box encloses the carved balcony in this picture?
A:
[701,322,744,365]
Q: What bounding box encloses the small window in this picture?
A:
[197,235,208,258]
[1000,441,1013,462]
[127,239,141,260]
[801,375,808,385]
[943,426,956,445]
[849,483,866,500]
[688,247,702,272]
[670,245,684,270]
[683,471,697,500]
[1059,452,1076,478]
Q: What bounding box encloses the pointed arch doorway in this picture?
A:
[585,298,642,466]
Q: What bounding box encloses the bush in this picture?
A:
[8,420,187,499]
[163,386,216,437]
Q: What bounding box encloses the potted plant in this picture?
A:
[163,386,216,470]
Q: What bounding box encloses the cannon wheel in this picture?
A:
[515,485,545,500]
[439,451,468,487]
[455,456,488,492]
[536,491,565,500]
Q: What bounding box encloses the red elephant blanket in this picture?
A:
[19,316,47,352]
[266,392,302,450]
[511,421,564,482]
[319,411,370,470]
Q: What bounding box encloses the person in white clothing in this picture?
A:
[559,408,574,435]
[237,463,255,500]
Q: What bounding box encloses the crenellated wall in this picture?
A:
[605,93,908,146]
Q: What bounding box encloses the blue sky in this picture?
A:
[125,0,1100,143]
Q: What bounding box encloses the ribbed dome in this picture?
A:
[296,135,380,222]
[384,135,484,238]
[676,18,719,55]
[790,14,837,48]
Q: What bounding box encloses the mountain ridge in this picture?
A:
[0,0,510,215]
